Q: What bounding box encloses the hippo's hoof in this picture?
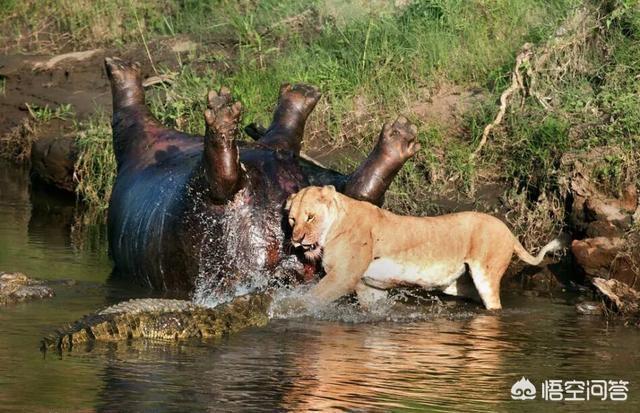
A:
[379,116,420,161]
[204,87,242,141]
[278,83,321,116]
[104,57,141,82]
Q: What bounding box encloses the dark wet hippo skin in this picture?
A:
[105,57,419,301]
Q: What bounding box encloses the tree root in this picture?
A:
[471,6,607,160]
[471,44,532,159]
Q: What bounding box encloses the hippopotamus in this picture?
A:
[105,57,419,303]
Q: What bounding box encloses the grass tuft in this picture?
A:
[73,113,116,216]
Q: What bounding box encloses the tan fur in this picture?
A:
[286,186,563,310]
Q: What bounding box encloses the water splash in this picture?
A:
[193,188,273,307]
[269,286,481,323]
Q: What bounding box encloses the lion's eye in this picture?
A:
[306,215,314,222]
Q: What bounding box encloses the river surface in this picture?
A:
[0,160,638,412]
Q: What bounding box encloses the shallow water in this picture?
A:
[0,161,638,412]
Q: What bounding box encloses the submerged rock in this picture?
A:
[0,272,55,305]
[41,293,272,352]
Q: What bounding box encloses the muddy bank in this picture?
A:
[0,38,219,136]
[567,158,640,288]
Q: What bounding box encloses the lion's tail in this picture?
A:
[513,236,566,266]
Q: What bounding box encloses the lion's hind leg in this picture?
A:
[468,261,509,310]
[355,281,388,309]
[442,271,482,303]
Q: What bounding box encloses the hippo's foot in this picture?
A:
[205,87,242,141]
[377,116,421,165]
[258,83,321,154]
[203,87,244,203]
[104,57,144,108]
[277,83,322,117]
[344,116,420,206]
[41,294,272,352]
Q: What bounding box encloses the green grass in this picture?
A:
[141,0,579,162]
[485,0,640,195]
[26,103,74,123]
[73,112,115,214]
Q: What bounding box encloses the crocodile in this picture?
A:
[0,272,55,306]
[41,293,272,352]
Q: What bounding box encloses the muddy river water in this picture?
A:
[0,160,638,412]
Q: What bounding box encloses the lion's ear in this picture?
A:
[284,194,294,211]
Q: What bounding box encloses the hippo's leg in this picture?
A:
[203,88,244,203]
[105,57,146,109]
[344,116,420,206]
[254,83,321,154]
[105,57,160,166]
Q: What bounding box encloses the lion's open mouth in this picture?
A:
[301,243,318,251]
[301,243,322,260]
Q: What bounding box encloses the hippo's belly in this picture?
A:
[107,148,312,298]
[108,154,198,292]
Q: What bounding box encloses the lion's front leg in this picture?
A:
[306,245,372,307]
[305,269,360,307]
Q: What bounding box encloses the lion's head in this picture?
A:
[284,185,340,261]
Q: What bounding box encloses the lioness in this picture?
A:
[285,186,563,310]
